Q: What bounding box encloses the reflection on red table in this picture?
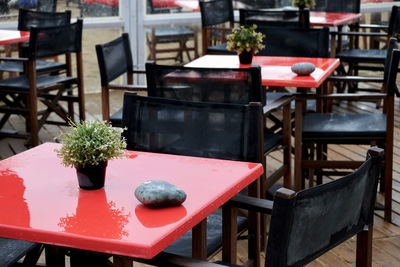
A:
[310,12,362,27]
[185,55,340,88]
[0,143,263,259]
[0,30,29,45]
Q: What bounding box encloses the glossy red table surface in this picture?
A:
[0,143,263,259]
[310,12,362,27]
[0,30,29,45]
[186,55,340,88]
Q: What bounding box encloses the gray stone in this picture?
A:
[291,62,316,76]
[135,180,187,208]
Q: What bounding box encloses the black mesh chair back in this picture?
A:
[36,0,57,12]
[387,5,400,37]
[145,63,265,106]
[239,8,310,29]
[199,0,234,27]
[96,33,133,87]
[313,0,360,13]
[257,26,329,57]
[17,8,71,32]
[122,94,262,163]
[266,148,382,266]
[27,19,82,60]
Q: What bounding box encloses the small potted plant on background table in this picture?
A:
[292,0,316,10]
[226,24,265,65]
[55,120,126,190]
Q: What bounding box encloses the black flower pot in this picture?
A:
[75,161,108,190]
[239,51,253,64]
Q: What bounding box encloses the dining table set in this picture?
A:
[0,1,398,267]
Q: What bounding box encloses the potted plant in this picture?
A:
[292,0,316,10]
[226,24,265,64]
[55,120,127,190]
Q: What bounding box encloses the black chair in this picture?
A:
[145,62,292,191]
[0,238,43,267]
[199,0,236,55]
[239,8,310,29]
[140,147,383,267]
[95,33,147,127]
[294,45,400,222]
[122,93,264,260]
[0,19,85,147]
[335,5,400,87]
[37,0,57,12]
[146,0,198,63]
[313,0,360,12]
[256,26,330,58]
[0,8,71,75]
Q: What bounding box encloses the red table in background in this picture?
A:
[185,55,340,88]
[309,11,361,27]
[0,30,29,45]
[0,143,263,265]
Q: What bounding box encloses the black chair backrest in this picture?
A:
[96,33,133,87]
[199,0,234,27]
[17,8,71,31]
[386,47,400,97]
[257,26,330,58]
[239,8,310,29]
[388,5,400,36]
[122,94,263,162]
[313,0,360,13]
[145,63,265,106]
[27,19,83,60]
[383,38,399,85]
[36,0,57,12]
[266,148,383,266]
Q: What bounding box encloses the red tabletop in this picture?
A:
[0,30,29,45]
[310,11,362,27]
[0,143,263,259]
[185,55,340,88]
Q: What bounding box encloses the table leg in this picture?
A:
[192,219,207,260]
[114,255,134,267]
[44,245,65,267]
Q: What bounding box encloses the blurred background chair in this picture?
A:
[295,45,400,222]
[0,8,71,77]
[122,93,264,260]
[239,8,310,29]
[37,0,57,12]
[96,33,147,127]
[199,0,235,55]
[0,19,85,147]
[334,5,400,93]
[146,0,198,63]
[140,147,383,267]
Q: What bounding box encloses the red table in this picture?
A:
[185,55,340,88]
[310,11,362,27]
[0,30,29,45]
[0,143,263,263]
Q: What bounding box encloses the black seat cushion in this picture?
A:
[110,108,123,127]
[0,75,76,91]
[154,26,194,40]
[302,113,387,138]
[264,132,282,153]
[0,238,38,266]
[164,212,247,257]
[206,43,235,54]
[336,49,387,63]
[0,60,66,73]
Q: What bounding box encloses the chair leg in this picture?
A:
[356,227,372,267]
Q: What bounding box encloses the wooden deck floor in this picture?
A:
[1,91,400,266]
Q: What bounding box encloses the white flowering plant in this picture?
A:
[292,0,315,8]
[226,24,265,55]
[55,120,127,168]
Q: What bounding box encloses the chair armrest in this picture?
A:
[263,95,293,115]
[134,251,220,267]
[108,84,148,91]
[227,194,273,214]
[131,69,146,75]
[297,93,386,101]
[330,31,388,37]
[0,57,28,62]
[327,75,384,83]
[358,23,388,30]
